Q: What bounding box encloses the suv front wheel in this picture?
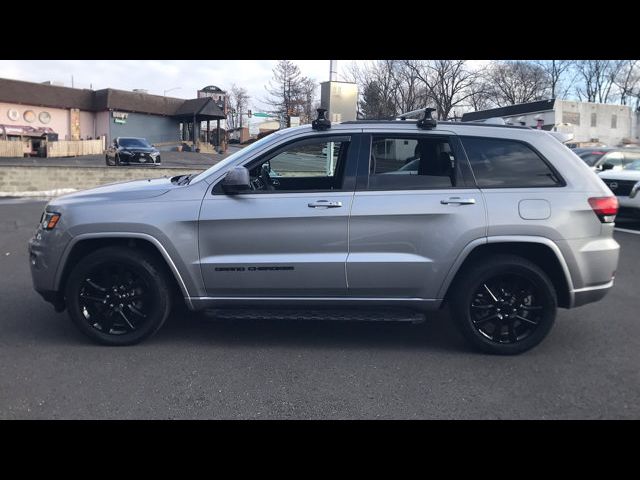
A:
[64,246,172,345]
[449,254,557,355]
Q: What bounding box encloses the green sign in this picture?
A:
[114,118,126,124]
[252,113,273,118]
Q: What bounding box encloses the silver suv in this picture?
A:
[28,109,620,354]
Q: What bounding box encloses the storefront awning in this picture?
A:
[0,124,56,137]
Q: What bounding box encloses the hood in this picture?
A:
[598,169,640,181]
[51,176,177,205]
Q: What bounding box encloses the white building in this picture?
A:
[462,99,640,147]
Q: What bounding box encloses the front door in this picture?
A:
[198,133,360,297]
[346,131,487,300]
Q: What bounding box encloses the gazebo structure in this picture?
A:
[172,97,226,149]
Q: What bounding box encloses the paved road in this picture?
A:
[1,200,639,419]
[0,147,243,170]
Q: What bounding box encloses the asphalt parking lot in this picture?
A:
[0,147,242,170]
[1,199,639,419]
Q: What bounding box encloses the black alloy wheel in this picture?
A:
[450,255,557,355]
[469,274,544,344]
[65,247,172,345]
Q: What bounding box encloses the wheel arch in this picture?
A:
[439,236,574,309]
[55,233,193,309]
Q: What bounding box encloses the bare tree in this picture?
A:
[359,79,397,119]
[300,77,318,124]
[389,61,426,114]
[344,60,425,117]
[405,60,481,119]
[263,60,318,126]
[574,60,623,104]
[484,61,551,107]
[534,60,576,99]
[227,84,250,130]
[614,60,640,107]
[466,75,494,112]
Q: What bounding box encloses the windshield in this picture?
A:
[577,150,607,166]
[624,160,640,171]
[119,138,151,148]
[190,130,288,183]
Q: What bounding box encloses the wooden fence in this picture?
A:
[0,140,28,157]
[46,138,105,158]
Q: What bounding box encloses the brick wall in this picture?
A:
[0,166,204,193]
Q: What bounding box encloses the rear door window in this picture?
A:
[367,136,459,190]
[461,137,563,188]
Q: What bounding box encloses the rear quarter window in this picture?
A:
[461,136,564,188]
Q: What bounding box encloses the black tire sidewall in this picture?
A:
[65,247,172,345]
[451,256,557,355]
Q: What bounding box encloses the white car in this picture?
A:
[575,147,640,173]
[599,160,640,217]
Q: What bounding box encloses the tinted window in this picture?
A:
[577,150,606,166]
[624,160,640,171]
[269,140,343,178]
[601,151,624,166]
[229,136,351,193]
[623,150,640,163]
[461,137,562,188]
[368,136,458,190]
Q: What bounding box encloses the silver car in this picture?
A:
[28,110,620,354]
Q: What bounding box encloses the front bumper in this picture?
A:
[120,152,161,165]
[28,226,72,310]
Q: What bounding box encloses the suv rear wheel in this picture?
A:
[449,254,557,355]
[64,246,172,345]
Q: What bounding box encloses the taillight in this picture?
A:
[588,196,618,223]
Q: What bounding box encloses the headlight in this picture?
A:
[631,182,640,199]
[120,150,132,156]
[41,212,61,230]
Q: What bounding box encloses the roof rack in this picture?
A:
[311,108,331,131]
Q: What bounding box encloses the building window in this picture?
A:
[591,112,597,127]
[611,114,617,129]
[562,111,580,125]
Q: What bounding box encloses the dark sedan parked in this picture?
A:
[105,137,161,166]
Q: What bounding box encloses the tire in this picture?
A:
[64,246,172,346]
[449,254,557,355]
[105,155,114,166]
[115,155,121,166]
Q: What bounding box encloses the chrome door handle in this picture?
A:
[440,197,476,205]
[308,200,343,208]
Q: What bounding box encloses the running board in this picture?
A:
[205,308,426,324]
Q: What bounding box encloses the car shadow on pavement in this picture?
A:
[150,308,471,354]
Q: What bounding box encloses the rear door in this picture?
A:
[346,129,487,300]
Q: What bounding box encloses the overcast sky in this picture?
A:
[0,60,370,112]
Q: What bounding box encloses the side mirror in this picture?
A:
[221,166,251,194]
[601,162,615,171]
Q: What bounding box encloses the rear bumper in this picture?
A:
[572,279,614,308]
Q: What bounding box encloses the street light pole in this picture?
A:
[163,87,181,96]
